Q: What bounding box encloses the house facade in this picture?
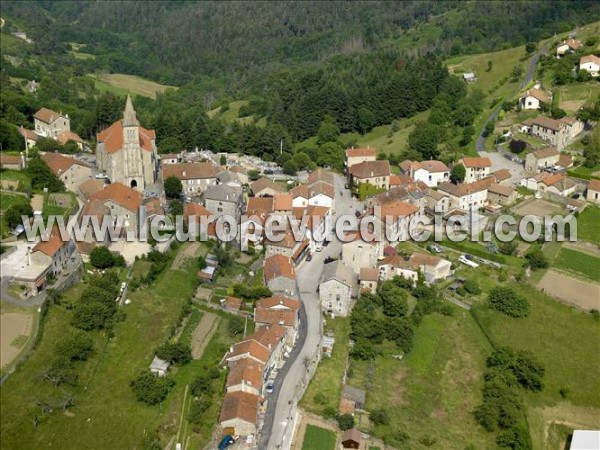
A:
[519,88,549,110]
[203,185,243,220]
[400,160,450,187]
[264,254,297,297]
[524,146,560,172]
[580,54,600,77]
[162,162,218,195]
[341,236,379,275]
[459,157,491,183]
[33,108,71,138]
[437,180,490,211]
[348,160,391,190]
[41,152,93,192]
[587,179,600,204]
[345,147,377,168]
[319,260,357,317]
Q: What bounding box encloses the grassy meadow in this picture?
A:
[87,73,177,99]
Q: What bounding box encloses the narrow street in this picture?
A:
[261,174,359,450]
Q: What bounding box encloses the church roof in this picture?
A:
[97,120,155,154]
[123,95,140,127]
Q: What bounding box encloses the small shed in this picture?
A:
[149,356,170,377]
[340,385,366,414]
[463,72,477,83]
[322,335,335,357]
[341,428,361,449]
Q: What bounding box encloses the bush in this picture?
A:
[488,286,529,317]
[370,408,389,425]
[464,280,482,295]
[456,286,467,296]
[130,371,175,405]
[509,140,527,154]
[55,331,94,361]
[496,426,531,449]
[499,241,518,256]
[525,249,548,269]
[90,246,124,269]
[336,413,355,431]
[188,398,211,423]
[155,342,192,365]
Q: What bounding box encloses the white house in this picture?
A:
[290,184,309,208]
[308,181,334,208]
[556,38,581,58]
[520,172,576,197]
[586,179,600,204]
[579,54,600,77]
[378,252,452,285]
[319,260,357,317]
[33,108,71,138]
[437,180,490,211]
[400,160,450,187]
[459,157,491,183]
[519,88,550,110]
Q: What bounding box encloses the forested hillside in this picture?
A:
[1,1,599,169]
[2,1,599,87]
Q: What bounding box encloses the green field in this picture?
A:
[0,192,30,237]
[0,169,31,191]
[554,248,600,281]
[301,424,337,450]
[87,73,177,99]
[300,317,350,415]
[0,245,234,449]
[207,100,266,127]
[474,283,600,447]
[577,206,600,245]
[348,310,496,448]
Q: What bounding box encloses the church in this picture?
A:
[96,96,158,191]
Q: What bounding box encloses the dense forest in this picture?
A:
[2,1,599,87]
[1,1,599,167]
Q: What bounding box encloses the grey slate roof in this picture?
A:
[202,184,242,203]
[321,260,357,289]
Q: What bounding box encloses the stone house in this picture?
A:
[489,169,512,186]
[19,126,39,150]
[375,200,421,247]
[319,260,357,317]
[348,160,391,190]
[345,147,377,168]
[160,153,180,164]
[437,180,490,211]
[521,116,583,151]
[0,154,25,170]
[379,252,452,285]
[162,162,218,195]
[88,182,144,235]
[524,146,560,172]
[424,189,450,214]
[33,108,71,138]
[41,152,93,192]
[254,295,300,347]
[202,184,243,220]
[556,38,581,57]
[219,391,261,437]
[32,228,76,278]
[520,172,576,197]
[96,96,158,191]
[307,168,335,187]
[341,234,379,274]
[487,183,517,205]
[359,267,378,293]
[263,254,297,297]
[586,179,600,204]
[225,359,264,397]
[250,177,283,197]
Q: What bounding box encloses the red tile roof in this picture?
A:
[359,267,379,282]
[41,152,88,176]
[89,182,143,213]
[251,324,286,350]
[0,155,22,166]
[308,181,334,199]
[460,157,491,168]
[580,54,600,66]
[264,254,296,282]
[219,391,260,424]
[412,160,449,173]
[255,295,300,328]
[250,177,283,195]
[521,88,549,104]
[307,168,334,186]
[588,179,600,191]
[247,196,274,215]
[97,120,155,154]
[345,147,377,158]
[349,160,391,179]
[33,108,64,124]
[32,228,67,257]
[290,184,309,199]
[532,146,559,159]
[379,200,419,219]
[56,130,84,145]
[226,360,264,390]
[162,162,218,180]
[273,193,293,211]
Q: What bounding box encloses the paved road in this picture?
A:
[261,174,360,450]
[476,42,550,154]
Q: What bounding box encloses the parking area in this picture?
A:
[479,150,526,184]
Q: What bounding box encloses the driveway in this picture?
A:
[261,174,360,450]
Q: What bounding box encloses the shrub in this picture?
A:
[55,331,94,361]
[130,371,175,405]
[464,280,482,295]
[155,342,192,365]
[370,408,389,425]
[525,249,548,269]
[488,286,529,317]
[336,413,355,431]
[90,246,117,269]
[456,286,467,297]
[188,398,211,423]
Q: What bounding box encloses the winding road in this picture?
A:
[475,42,551,154]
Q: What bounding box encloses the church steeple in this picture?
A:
[123,95,139,127]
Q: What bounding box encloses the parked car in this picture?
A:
[354,210,361,218]
[306,252,313,262]
[218,435,235,450]
[315,243,323,252]
[266,383,274,394]
[459,255,480,268]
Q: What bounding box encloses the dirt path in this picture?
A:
[31,194,44,212]
[191,312,219,359]
[538,270,600,311]
[171,242,201,270]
